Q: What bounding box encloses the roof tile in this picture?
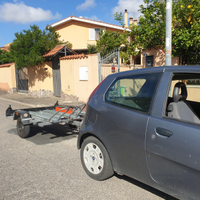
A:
[43,45,65,57]
[43,45,77,58]
[0,63,15,68]
[60,54,88,60]
[0,46,10,52]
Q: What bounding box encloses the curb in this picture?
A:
[0,97,46,108]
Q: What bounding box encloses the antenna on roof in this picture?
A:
[72,12,75,16]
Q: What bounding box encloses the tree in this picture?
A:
[87,44,98,54]
[131,0,200,64]
[113,12,124,27]
[172,0,200,64]
[96,29,122,56]
[9,25,60,70]
[58,40,73,49]
[0,49,14,65]
[131,0,166,50]
[96,29,136,64]
[96,12,141,64]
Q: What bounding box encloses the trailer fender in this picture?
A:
[14,111,32,125]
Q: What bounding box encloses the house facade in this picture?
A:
[50,15,129,54]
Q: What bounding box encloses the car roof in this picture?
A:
[107,65,200,79]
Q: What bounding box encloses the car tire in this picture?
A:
[80,136,114,181]
[17,117,30,138]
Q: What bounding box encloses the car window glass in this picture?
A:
[166,74,200,124]
[105,73,161,113]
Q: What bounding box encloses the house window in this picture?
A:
[135,55,141,65]
[132,55,141,65]
[89,28,100,40]
[95,28,100,40]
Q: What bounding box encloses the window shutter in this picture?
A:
[89,28,95,40]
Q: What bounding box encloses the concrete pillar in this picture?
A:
[133,19,138,26]
[124,9,128,28]
[129,17,133,26]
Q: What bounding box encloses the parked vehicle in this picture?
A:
[77,66,200,200]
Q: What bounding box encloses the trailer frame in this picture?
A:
[6,101,86,138]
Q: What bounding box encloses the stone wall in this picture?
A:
[28,89,54,98]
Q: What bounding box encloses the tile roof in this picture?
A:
[0,63,15,68]
[43,45,65,57]
[43,45,77,58]
[50,15,131,32]
[0,46,10,52]
[60,54,88,60]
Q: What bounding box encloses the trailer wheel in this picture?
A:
[17,117,30,138]
[80,136,114,181]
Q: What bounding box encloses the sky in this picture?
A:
[0,0,144,47]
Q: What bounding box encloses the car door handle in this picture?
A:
[156,127,173,137]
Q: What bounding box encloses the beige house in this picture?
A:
[26,15,135,101]
[50,15,129,54]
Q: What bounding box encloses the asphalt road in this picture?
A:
[0,98,176,200]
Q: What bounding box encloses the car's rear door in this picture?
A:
[99,72,162,182]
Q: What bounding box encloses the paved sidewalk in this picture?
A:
[0,90,82,107]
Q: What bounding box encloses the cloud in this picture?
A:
[112,0,144,19]
[84,15,101,21]
[76,0,96,11]
[0,2,61,24]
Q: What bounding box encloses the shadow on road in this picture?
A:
[8,123,79,145]
[115,173,178,200]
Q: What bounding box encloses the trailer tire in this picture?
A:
[80,136,114,181]
[17,117,30,138]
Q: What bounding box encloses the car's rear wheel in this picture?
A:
[17,117,30,138]
[80,136,114,181]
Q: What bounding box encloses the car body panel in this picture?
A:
[146,116,200,200]
[78,66,200,200]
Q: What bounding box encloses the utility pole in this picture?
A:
[165,0,172,66]
[118,47,120,72]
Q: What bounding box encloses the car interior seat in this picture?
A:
[167,82,199,123]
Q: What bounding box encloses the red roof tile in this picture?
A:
[0,63,15,68]
[0,46,10,52]
[60,54,88,60]
[43,45,65,57]
[43,45,77,57]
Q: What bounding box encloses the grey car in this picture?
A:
[77,66,200,200]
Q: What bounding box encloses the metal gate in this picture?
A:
[98,48,120,83]
[16,67,28,93]
[52,59,61,97]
